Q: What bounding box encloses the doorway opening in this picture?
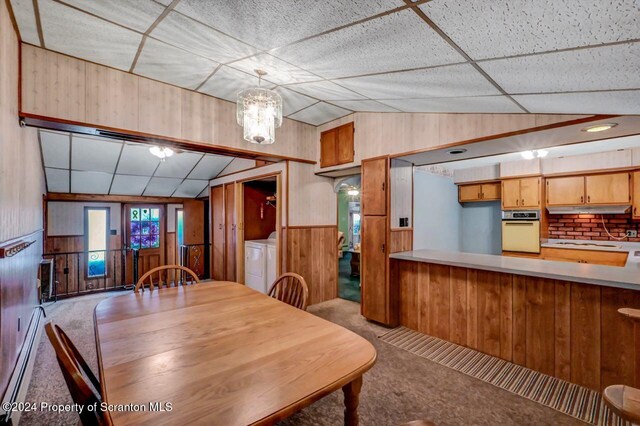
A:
[337,175,361,303]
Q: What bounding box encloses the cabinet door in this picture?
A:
[481,183,501,200]
[224,183,236,281]
[633,172,640,218]
[320,129,337,168]
[459,184,481,202]
[586,173,630,204]
[501,180,521,209]
[361,215,387,324]
[520,177,541,208]
[211,186,225,281]
[546,176,585,206]
[362,157,388,215]
[336,122,355,165]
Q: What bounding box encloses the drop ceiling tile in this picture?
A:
[275,87,317,116]
[420,0,640,60]
[151,11,257,63]
[40,130,70,169]
[72,136,122,173]
[272,9,464,79]
[71,171,113,194]
[173,179,209,198]
[45,168,69,193]
[39,0,142,71]
[134,38,218,89]
[380,96,523,113]
[513,91,640,115]
[116,144,160,176]
[109,175,150,195]
[337,63,501,99]
[198,66,274,102]
[229,54,319,85]
[9,0,40,45]
[154,152,203,178]
[330,100,400,112]
[480,43,640,94]
[58,0,164,33]
[286,80,365,101]
[143,177,183,196]
[288,102,351,126]
[187,155,233,180]
[175,0,404,50]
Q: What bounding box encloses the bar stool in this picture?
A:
[602,308,640,423]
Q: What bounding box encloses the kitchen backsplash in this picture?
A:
[547,214,640,242]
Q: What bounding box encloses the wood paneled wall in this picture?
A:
[20,45,316,162]
[243,182,277,240]
[390,229,413,253]
[0,0,46,402]
[394,259,640,392]
[285,226,337,305]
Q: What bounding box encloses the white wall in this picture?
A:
[47,202,121,236]
[460,202,502,255]
[288,161,336,226]
[390,159,412,229]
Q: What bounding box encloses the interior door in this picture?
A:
[519,177,540,208]
[362,157,388,216]
[586,173,630,204]
[225,182,236,282]
[546,176,584,206]
[125,205,165,284]
[361,215,387,323]
[501,179,520,208]
[211,185,225,280]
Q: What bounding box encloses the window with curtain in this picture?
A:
[85,208,109,278]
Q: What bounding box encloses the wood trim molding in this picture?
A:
[284,225,337,229]
[45,193,193,203]
[455,179,502,186]
[20,113,316,165]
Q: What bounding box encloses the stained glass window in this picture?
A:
[86,208,108,278]
[130,207,160,249]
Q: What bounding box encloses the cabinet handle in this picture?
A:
[516,199,519,206]
[587,195,590,203]
[478,192,481,199]
[381,243,385,253]
[382,182,385,191]
[219,224,223,230]
[521,199,525,206]
[635,207,638,216]
[580,196,584,203]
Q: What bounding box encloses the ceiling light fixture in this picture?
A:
[521,149,548,160]
[149,146,174,161]
[236,69,283,145]
[581,123,618,133]
[347,189,359,196]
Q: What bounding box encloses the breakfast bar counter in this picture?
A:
[389,248,640,393]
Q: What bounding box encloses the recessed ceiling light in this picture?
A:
[581,123,618,133]
[447,148,467,155]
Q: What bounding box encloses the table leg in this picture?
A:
[342,375,363,426]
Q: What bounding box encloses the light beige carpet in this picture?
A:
[20,293,584,425]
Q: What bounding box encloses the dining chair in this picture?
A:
[267,272,309,310]
[45,322,111,426]
[134,264,200,292]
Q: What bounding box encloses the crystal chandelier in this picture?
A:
[236,70,282,144]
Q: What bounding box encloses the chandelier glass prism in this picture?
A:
[236,70,283,145]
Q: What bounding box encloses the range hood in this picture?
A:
[547,205,630,215]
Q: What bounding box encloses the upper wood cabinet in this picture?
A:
[458,182,501,202]
[585,173,630,204]
[546,176,585,206]
[320,122,354,168]
[362,157,388,216]
[633,172,640,218]
[546,172,630,206]
[501,177,541,209]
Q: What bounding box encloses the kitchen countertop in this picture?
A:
[390,242,640,290]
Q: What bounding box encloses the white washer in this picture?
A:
[244,234,277,294]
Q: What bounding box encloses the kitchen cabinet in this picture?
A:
[362,157,388,216]
[540,247,628,267]
[320,122,354,168]
[633,172,640,218]
[546,176,585,206]
[225,183,237,282]
[458,182,501,202]
[501,177,540,209]
[361,215,388,324]
[211,185,225,281]
[585,173,630,204]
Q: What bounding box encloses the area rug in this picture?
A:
[379,327,627,426]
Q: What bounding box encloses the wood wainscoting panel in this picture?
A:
[394,259,640,392]
[390,229,413,253]
[286,226,337,305]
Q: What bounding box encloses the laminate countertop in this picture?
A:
[390,243,640,291]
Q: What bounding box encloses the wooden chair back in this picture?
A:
[267,272,309,310]
[135,264,200,292]
[45,322,110,426]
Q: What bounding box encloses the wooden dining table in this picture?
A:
[94,281,377,425]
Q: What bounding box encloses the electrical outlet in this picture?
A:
[626,230,637,238]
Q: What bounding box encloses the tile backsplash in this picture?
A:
[547,214,640,242]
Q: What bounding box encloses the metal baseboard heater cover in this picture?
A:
[547,205,631,215]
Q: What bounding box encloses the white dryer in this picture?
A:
[244,233,277,294]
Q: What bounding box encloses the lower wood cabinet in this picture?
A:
[540,247,628,267]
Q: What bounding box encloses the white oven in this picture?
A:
[501,210,540,254]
